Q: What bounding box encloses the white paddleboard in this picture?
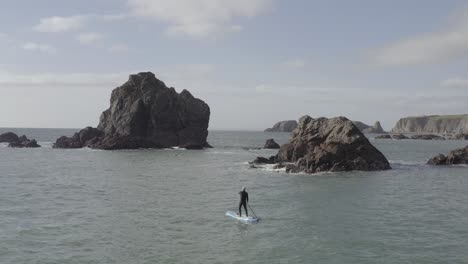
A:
[225,211,259,223]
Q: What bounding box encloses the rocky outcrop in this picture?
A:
[452,134,468,140]
[7,134,40,148]
[265,120,298,132]
[54,72,211,150]
[54,127,104,148]
[392,115,468,134]
[264,139,280,149]
[251,156,278,165]
[410,134,445,140]
[427,146,468,165]
[375,134,391,139]
[353,121,386,134]
[256,116,391,174]
[392,134,408,140]
[0,132,19,143]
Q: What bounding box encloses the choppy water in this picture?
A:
[1,128,467,264]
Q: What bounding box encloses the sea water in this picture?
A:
[0,128,467,264]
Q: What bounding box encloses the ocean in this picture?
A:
[1,128,467,264]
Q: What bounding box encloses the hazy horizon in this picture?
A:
[1,0,468,130]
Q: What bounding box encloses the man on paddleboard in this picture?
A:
[239,186,249,217]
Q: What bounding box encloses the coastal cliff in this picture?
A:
[392,115,468,134]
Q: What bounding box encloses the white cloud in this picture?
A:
[369,10,468,66]
[283,59,306,69]
[22,42,56,53]
[34,16,86,33]
[126,0,272,37]
[76,32,104,45]
[441,78,468,88]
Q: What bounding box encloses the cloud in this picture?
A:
[440,78,468,88]
[126,0,272,37]
[34,16,86,33]
[76,32,105,45]
[283,59,306,69]
[369,10,468,66]
[22,42,56,53]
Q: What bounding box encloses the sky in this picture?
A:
[1,0,468,130]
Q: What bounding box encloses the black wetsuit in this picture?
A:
[238,190,249,217]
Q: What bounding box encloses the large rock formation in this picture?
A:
[392,115,468,134]
[0,132,19,143]
[427,146,468,165]
[255,116,391,174]
[264,120,298,132]
[54,72,211,150]
[353,121,386,134]
[264,139,280,149]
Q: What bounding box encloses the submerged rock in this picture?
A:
[0,132,19,143]
[265,120,298,132]
[427,146,468,165]
[250,156,277,165]
[274,116,391,174]
[264,139,280,149]
[54,72,211,150]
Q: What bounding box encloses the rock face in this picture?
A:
[427,146,468,165]
[264,139,280,149]
[452,134,468,140]
[353,121,386,134]
[392,115,468,134]
[54,127,104,148]
[54,72,211,150]
[274,116,391,173]
[6,134,41,148]
[265,120,298,132]
[0,132,19,143]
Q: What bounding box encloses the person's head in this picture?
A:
[241,186,246,192]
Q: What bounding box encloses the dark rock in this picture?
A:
[285,164,301,173]
[53,72,211,150]
[276,116,391,174]
[375,134,391,139]
[94,72,210,149]
[265,120,298,132]
[251,156,277,164]
[392,134,408,140]
[8,136,40,148]
[427,146,468,165]
[264,139,280,149]
[54,127,104,148]
[410,134,445,140]
[450,134,468,140]
[353,121,386,134]
[0,132,19,143]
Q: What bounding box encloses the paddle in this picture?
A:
[248,204,259,219]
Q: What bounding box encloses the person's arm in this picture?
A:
[246,193,249,203]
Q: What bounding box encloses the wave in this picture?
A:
[389,160,426,166]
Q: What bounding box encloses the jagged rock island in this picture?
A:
[353,121,386,134]
[264,120,298,132]
[0,132,41,148]
[54,72,211,150]
[253,116,391,174]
